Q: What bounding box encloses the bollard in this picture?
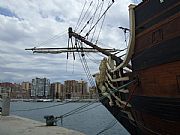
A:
[2,93,10,116]
[44,115,57,126]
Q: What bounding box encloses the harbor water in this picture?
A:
[3,101,130,135]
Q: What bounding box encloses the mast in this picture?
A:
[68,27,123,64]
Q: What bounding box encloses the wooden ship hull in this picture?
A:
[96,0,180,134]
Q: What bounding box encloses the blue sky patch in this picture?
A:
[55,16,65,22]
[0,7,17,17]
[0,7,23,20]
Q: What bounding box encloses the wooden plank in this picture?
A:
[132,61,180,97]
[134,14,180,54]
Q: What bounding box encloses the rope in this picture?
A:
[95,4,107,44]
[115,112,161,135]
[36,30,66,47]
[96,120,117,135]
[123,84,137,109]
[78,41,96,86]
[79,16,93,34]
[86,1,114,37]
[70,37,76,60]
[75,0,87,31]
[80,51,94,86]
[74,104,101,114]
[95,99,161,135]
[88,0,100,38]
[75,41,95,87]
[85,52,100,64]
[79,2,97,34]
[55,79,136,123]
[11,100,76,112]
[90,0,104,42]
[56,102,94,120]
[82,56,96,85]
[12,79,137,134]
[76,1,93,32]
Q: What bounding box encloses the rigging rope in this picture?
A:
[79,0,102,36]
[37,30,66,47]
[75,0,87,31]
[82,56,95,85]
[74,40,95,87]
[70,37,76,60]
[86,0,114,38]
[79,16,93,34]
[74,40,96,87]
[88,0,100,38]
[78,42,95,87]
[75,1,93,32]
[95,2,107,44]
[90,0,104,42]
[79,2,96,34]
[85,52,100,64]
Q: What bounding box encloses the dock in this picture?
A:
[0,115,85,135]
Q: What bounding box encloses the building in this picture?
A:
[89,86,97,99]
[77,80,88,99]
[31,78,50,98]
[63,80,89,99]
[0,82,29,99]
[64,80,78,99]
[10,83,23,99]
[21,82,31,98]
[50,82,64,100]
[0,82,13,98]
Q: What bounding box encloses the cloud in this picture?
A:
[0,0,141,84]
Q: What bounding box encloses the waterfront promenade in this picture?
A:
[0,115,85,135]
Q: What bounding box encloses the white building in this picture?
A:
[31,78,50,98]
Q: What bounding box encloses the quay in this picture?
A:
[0,115,85,135]
[0,94,85,135]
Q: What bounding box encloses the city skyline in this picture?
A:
[0,77,96,99]
[0,77,90,86]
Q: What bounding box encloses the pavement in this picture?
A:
[0,115,85,135]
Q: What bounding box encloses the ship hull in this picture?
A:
[97,0,180,134]
[99,94,180,135]
[99,96,140,135]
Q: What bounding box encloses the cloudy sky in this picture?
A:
[0,0,141,84]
